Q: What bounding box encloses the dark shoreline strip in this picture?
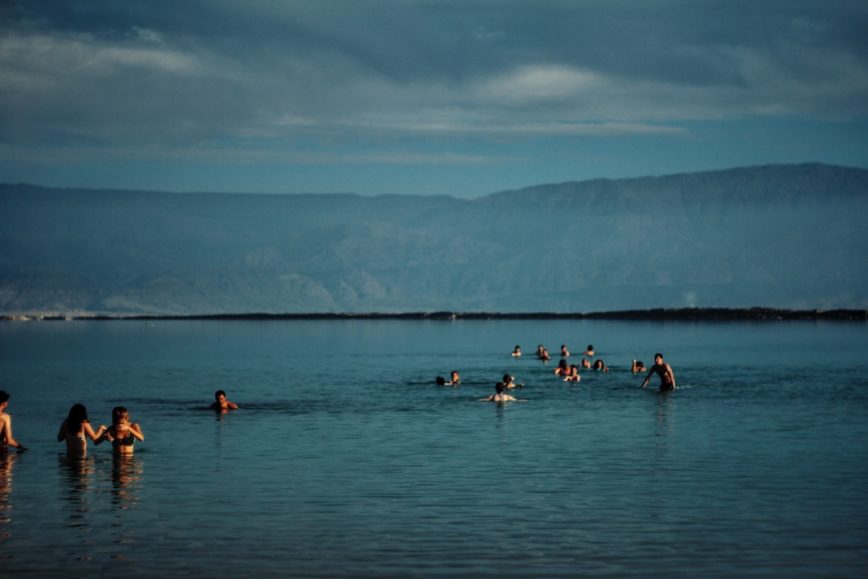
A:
[8,308,866,322]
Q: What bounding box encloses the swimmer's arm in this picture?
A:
[227,401,239,410]
[2,415,25,451]
[667,365,676,389]
[640,369,652,388]
[83,421,107,442]
[128,423,145,442]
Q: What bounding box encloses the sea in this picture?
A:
[1,318,867,577]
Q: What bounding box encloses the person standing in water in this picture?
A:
[479,382,517,403]
[57,403,108,457]
[640,353,676,392]
[0,391,26,452]
[105,407,144,455]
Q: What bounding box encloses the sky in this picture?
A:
[1,0,867,197]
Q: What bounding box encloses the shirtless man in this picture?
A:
[640,353,676,392]
[479,382,517,403]
[0,391,27,452]
[210,390,239,412]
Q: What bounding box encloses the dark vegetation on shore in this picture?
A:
[8,308,866,322]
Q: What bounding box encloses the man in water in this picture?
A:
[640,353,676,392]
[0,391,27,452]
[210,390,239,412]
[479,382,517,403]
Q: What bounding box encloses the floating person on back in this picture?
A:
[57,403,108,457]
[631,359,647,374]
[435,371,461,387]
[211,389,240,412]
[640,353,676,392]
[0,391,26,452]
[511,345,522,357]
[479,382,517,403]
[104,406,144,455]
[502,374,524,389]
[593,359,609,373]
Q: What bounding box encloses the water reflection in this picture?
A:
[58,454,95,526]
[111,454,143,510]
[0,452,17,549]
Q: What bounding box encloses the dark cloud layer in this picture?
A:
[1,0,866,195]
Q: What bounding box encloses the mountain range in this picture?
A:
[1,163,866,315]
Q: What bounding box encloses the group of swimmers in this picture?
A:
[442,345,677,402]
[0,389,241,456]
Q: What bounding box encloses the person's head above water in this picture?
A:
[495,382,505,394]
[112,406,129,426]
[66,403,88,431]
[214,390,227,401]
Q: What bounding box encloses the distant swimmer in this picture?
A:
[584,345,595,357]
[563,365,581,382]
[640,353,676,392]
[581,358,591,369]
[554,358,569,376]
[502,374,524,389]
[211,389,240,411]
[479,382,517,403]
[0,391,26,452]
[593,359,609,373]
[511,345,522,357]
[560,344,570,357]
[536,344,546,358]
[631,359,647,374]
[540,348,551,362]
[57,403,108,457]
[104,406,144,455]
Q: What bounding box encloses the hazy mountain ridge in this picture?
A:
[2,163,866,314]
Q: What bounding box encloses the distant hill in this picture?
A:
[1,163,866,315]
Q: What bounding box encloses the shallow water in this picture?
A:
[1,319,867,576]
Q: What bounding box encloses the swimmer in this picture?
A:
[57,403,108,457]
[103,406,144,455]
[581,358,591,369]
[511,345,522,357]
[479,382,517,403]
[211,389,240,411]
[540,348,551,362]
[447,371,461,385]
[631,359,647,374]
[560,344,570,357]
[502,374,524,389]
[554,358,569,376]
[536,344,546,358]
[563,365,581,382]
[593,359,609,373]
[584,344,595,357]
[640,353,676,392]
[0,391,26,452]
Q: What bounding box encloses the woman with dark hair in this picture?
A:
[57,404,108,457]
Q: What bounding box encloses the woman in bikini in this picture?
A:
[57,403,108,457]
[105,406,144,455]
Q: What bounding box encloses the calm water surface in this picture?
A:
[1,319,867,577]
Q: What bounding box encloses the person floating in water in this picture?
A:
[57,403,108,457]
[211,389,240,411]
[580,358,591,369]
[479,382,517,403]
[0,391,26,452]
[560,344,570,357]
[554,358,569,376]
[502,374,523,389]
[593,359,609,373]
[511,345,522,357]
[640,353,676,392]
[104,406,144,455]
[563,365,581,382]
[584,344,595,357]
[631,359,647,374]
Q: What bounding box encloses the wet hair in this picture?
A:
[214,390,227,400]
[0,391,8,404]
[586,345,594,351]
[66,403,88,433]
[435,376,446,386]
[655,353,664,360]
[495,382,505,394]
[502,374,512,383]
[112,406,129,426]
